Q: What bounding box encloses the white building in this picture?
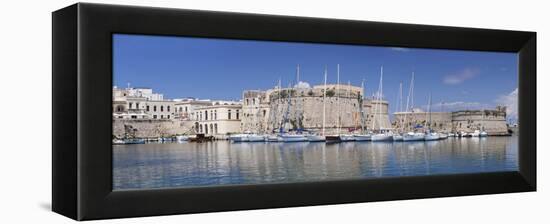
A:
[113,86,175,120]
[195,101,242,139]
[173,98,214,120]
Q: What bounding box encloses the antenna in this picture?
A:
[296,64,300,84]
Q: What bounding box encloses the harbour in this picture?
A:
[113,135,518,190]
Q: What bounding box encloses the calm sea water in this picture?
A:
[113,136,518,190]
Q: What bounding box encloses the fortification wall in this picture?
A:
[393,112,453,133]
[113,119,196,138]
[452,110,508,135]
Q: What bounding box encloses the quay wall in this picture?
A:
[113,119,195,138]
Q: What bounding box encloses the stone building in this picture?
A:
[241,83,391,135]
[393,109,453,133]
[195,101,243,139]
[392,106,509,135]
[173,98,213,120]
[112,86,176,120]
[452,106,508,135]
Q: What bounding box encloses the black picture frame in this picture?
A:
[52,3,536,221]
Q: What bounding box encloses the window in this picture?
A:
[236,110,240,120]
[246,99,249,105]
[129,102,133,109]
[161,106,164,112]
[253,98,256,105]
[210,111,213,120]
[153,115,157,119]
[167,115,170,119]
[209,124,213,135]
[263,110,266,117]
[136,103,140,109]
[199,124,203,133]
[167,106,170,112]
[131,115,137,119]
[146,105,150,111]
[200,111,203,121]
[214,123,218,134]
[228,110,232,120]
[205,110,208,120]
[185,107,188,112]
[154,106,157,112]
[161,115,164,119]
[205,125,209,134]
[214,110,217,120]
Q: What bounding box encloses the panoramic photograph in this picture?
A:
[112,34,519,190]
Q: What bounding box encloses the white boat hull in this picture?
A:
[340,135,356,141]
[371,134,393,141]
[280,134,308,142]
[403,133,425,141]
[247,135,266,142]
[229,135,249,142]
[307,135,326,142]
[176,136,189,142]
[354,134,371,141]
[424,133,440,141]
[392,135,403,141]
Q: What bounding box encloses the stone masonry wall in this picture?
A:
[113,119,196,138]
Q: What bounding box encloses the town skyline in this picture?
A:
[113,34,518,119]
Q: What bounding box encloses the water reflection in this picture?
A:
[113,136,518,190]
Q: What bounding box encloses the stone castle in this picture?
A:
[393,106,509,135]
[241,84,391,135]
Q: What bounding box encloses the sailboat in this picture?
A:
[479,109,488,137]
[354,79,372,141]
[279,65,308,142]
[340,80,356,141]
[424,93,440,141]
[393,81,404,141]
[371,66,393,142]
[308,66,328,142]
[330,65,355,142]
[402,72,425,142]
[267,79,284,142]
[326,64,343,143]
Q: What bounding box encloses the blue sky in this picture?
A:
[113,34,518,117]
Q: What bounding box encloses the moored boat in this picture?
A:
[267,135,282,142]
[438,133,448,139]
[247,134,266,142]
[113,138,145,145]
[176,135,189,142]
[403,132,425,141]
[392,134,403,141]
[307,135,326,142]
[229,134,249,142]
[279,133,308,142]
[354,134,371,141]
[424,132,440,141]
[339,134,356,142]
[480,131,488,137]
[371,133,393,141]
[325,135,342,143]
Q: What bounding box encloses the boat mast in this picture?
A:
[337,64,340,135]
[322,66,327,136]
[427,92,432,131]
[404,72,415,132]
[372,66,383,132]
[360,79,366,133]
[295,65,301,132]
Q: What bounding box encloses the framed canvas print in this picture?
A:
[52,3,536,221]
